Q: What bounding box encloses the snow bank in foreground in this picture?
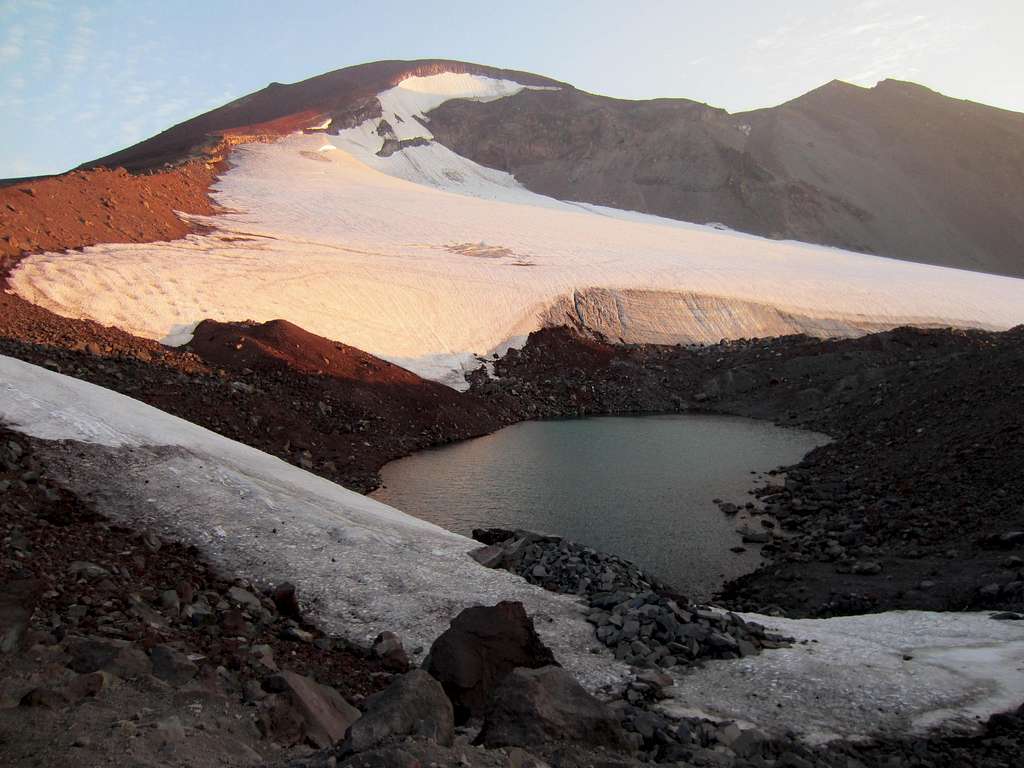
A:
[2,354,1023,739]
[0,354,623,690]
[661,610,1024,742]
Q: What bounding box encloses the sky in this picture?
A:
[2,0,1022,178]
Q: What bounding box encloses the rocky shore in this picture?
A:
[3,314,1022,620]
[470,325,1024,618]
[469,529,790,670]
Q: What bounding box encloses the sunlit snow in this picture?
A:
[10,73,1024,389]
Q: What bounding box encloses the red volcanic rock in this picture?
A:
[0,162,218,278]
[187,318,427,385]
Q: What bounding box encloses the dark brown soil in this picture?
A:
[189,318,441,385]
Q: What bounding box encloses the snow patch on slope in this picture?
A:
[377,73,555,141]
[2,354,1023,740]
[327,73,558,198]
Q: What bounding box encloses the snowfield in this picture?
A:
[3,354,1024,741]
[10,73,1024,388]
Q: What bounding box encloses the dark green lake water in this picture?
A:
[372,414,828,600]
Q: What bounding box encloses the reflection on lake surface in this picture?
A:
[372,415,829,600]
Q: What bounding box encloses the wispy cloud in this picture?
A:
[0,22,24,62]
[738,2,987,105]
[62,6,96,76]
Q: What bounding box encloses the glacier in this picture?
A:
[9,73,1024,389]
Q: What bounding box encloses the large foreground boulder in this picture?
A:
[478,666,628,752]
[341,669,453,754]
[259,670,361,748]
[423,601,557,721]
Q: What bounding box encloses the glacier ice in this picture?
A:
[10,73,1024,388]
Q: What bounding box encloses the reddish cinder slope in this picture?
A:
[186,318,510,447]
[1,59,559,278]
[190,318,435,384]
[0,162,219,277]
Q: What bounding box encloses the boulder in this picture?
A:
[259,670,360,748]
[423,601,557,722]
[272,582,302,620]
[371,631,409,672]
[66,636,151,678]
[19,687,69,708]
[0,579,42,654]
[150,644,198,687]
[342,670,454,754]
[478,666,628,751]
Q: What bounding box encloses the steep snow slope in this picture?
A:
[10,74,1024,388]
[0,354,622,688]
[3,354,1024,740]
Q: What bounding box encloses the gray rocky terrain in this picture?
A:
[428,78,1024,277]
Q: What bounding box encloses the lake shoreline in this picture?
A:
[373,413,828,601]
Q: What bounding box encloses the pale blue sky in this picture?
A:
[2,0,1021,178]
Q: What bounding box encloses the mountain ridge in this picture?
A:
[4,58,1023,278]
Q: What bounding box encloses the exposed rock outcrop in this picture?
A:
[423,601,557,722]
[428,79,1024,277]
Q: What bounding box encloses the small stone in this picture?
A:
[150,645,198,687]
[371,631,409,672]
[281,626,314,644]
[227,587,261,611]
[159,590,181,614]
[852,561,883,576]
[68,561,110,580]
[183,602,215,626]
[271,582,302,620]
